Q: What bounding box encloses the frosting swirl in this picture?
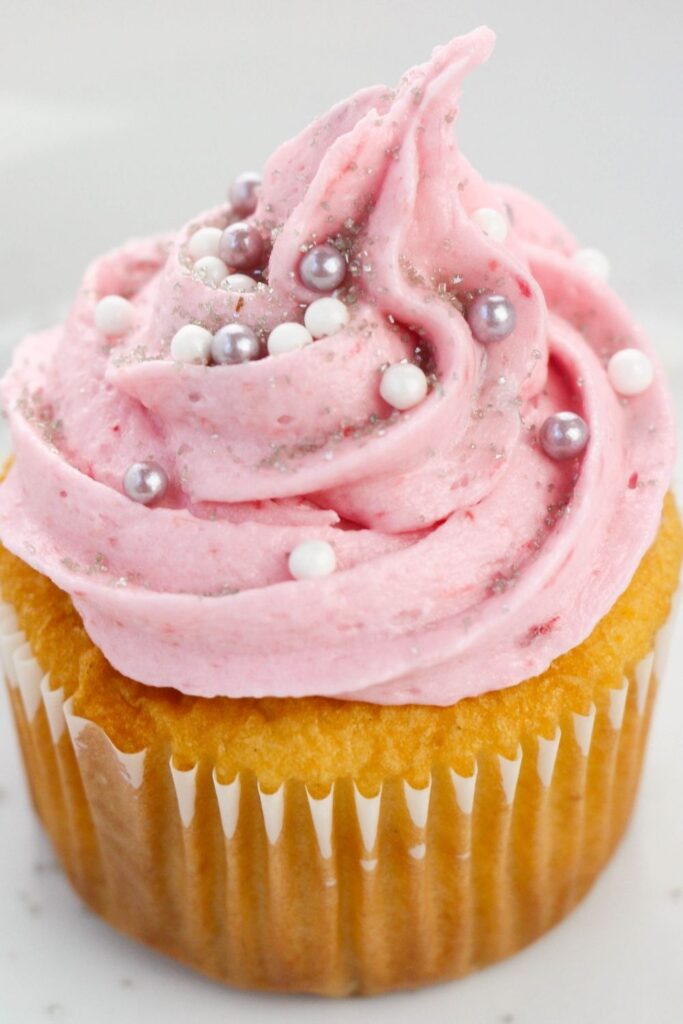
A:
[0,28,674,704]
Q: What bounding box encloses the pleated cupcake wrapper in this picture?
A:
[0,595,677,995]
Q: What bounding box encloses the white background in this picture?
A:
[1,0,682,1020]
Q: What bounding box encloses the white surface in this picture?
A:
[1,0,683,1019]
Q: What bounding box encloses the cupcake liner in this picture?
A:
[0,595,676,995]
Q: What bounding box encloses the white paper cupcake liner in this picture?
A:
[0,594,675,994]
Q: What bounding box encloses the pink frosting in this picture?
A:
[0,29,675,705]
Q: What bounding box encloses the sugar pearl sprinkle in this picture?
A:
[539,412,590,460]
[187,226,223,261]
[123,462,168,505]
[288,539,337,579]
[299,243,347,292]
[467,292,516,344]
[471,207,508,243]
[211,323,263,364]
[267,322,312,356]
[304,297,349,338]
[219,221,263,271]
[94,295,134,336]
[607,348,654,396]
[228,171,262,217]
[192,256,229,286]
[572,247,610,281]
[380,362,429,411]
[170,324,213,364]
[225,273,257,293]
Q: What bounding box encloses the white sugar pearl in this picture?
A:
[192,256,229,287]
[288,539,336,579]
[170,324,213,364]
[607,348,654,396]
[471,207,508,243]
[573,247,610,280]
[225,273,257,293]
[304,297,350,339]
[380,362,428,410]
[267,321,312,356]
[94,295,134,336]
[187,226,222,261]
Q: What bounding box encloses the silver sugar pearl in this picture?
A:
[218,221,264,270]
[211,323,264,364]
[539,412,590,460]
[228,171,261,217]
[298,243,347,292]
[467,292,517,343]
[123,461,168,505]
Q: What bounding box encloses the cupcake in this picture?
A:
[0,27,680,996]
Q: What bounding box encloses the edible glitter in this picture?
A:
[95,553,108,573]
